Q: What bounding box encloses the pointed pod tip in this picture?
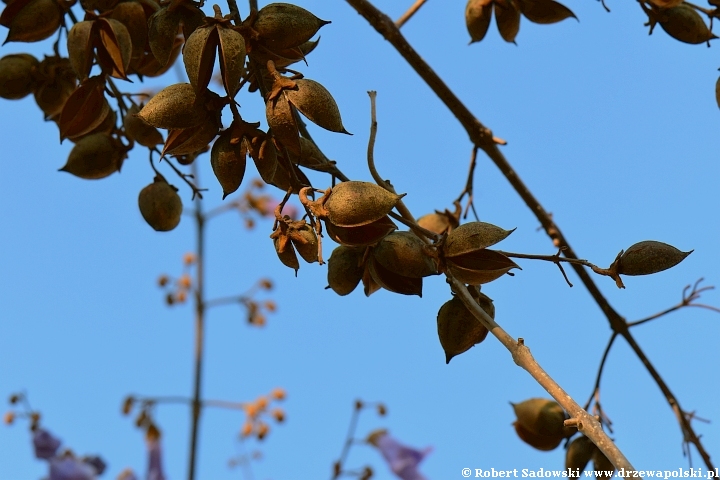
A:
[445,354,452,364]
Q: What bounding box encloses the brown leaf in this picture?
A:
[183,24,218,94]
[284,79,350,134]
[465,0,493,43]
[59,76,110,141]
[495,0,521,43]
[519,0,576,24]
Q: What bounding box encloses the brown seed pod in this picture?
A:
[592,448,615,477]
[273,235,300,273]
[512,398,567,437]
[367,255,423,297]
[416,211,459,235]
[0,53,38,99]
[322,181,404,228]
[266,159,310,193]
[253,3,330,51]
[183,24,217,94]
[80,0,118,12]
[290,221,318,263]
[495,0,521,43]
[513,421,564,451]
[210,128,247,199]
[58,76,110,141]
[659,4,716,44]
[162,117,220,156]
[266,93,300,155]
[518,0,576,24]
[132,33,182,77]
[325,216,397,247]
[138,176,183,231]
[466,0,493,43]
[60,133,125,179]
[444,221,515,257]
[33,55,77,119]
[138,83,216,130]
[284,79,350,134]
[124,104,163,147]
[446,249,520,285]
[147,6,182,67]
[67,20,94,81]
[217,26,246,97]
[565,435,596,471]
[0,0,63,43]
[247,133,279,184]
[436,294,491,363]
[327,245,365,296]
[110,0,148,61]
[372,231,436,278]
[615,240,692,276]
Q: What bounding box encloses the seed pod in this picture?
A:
[325,216,397,247]
[183,24,217,94]
[437,294,492,363]
[138,83,216,129]
[266,93,300,155]
[138,176,183,231]
[124,104,163,147]
[248,134,278,184]
[446,249,520,285]
[513,421,564,451]
[444,221,515,257]
[147,6,182,67]
[67,20,94,81]
[512,398,567,437]
[80,0,118,12]
[110,1,149,61]
[327,246,365,295]
[162,118,220,156]
[58,76,110,141]
[0,0,63,43]
[615,240,691,276]
[0,53,38,99]
[33,55,77,119]
[367,255,423,297]
[290,221,318,263]
[284,79,350,134]
[323,181,404,228]
[466,0,493,43]
[495,0,521,43]
[60,133,125,179]
[211,129,247,199]
[373,231,436,278]
[565,435,596,471]
[274,236,300,273]
[592,449,615,477]
[95,18,133,79]
[417,211,458,235]
[253,3,330,51]
[659,4,715,44]
[217,26,246,97]
[519,0,576,24]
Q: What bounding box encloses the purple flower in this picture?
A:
[147,438,166,480]
[49,455,97,480]
[33,429,61,459]
[369,430,432,480]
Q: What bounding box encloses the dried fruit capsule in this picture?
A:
[0,53,38,99]
[616,240,691,276]
[444,221,515,257]
[373,231,436,278]
[565,435,596,470]
[327,246,365,295]
[253,3,330,51]
[512,398,566,437]
[60,133,125,179]
[323,181,404,228]
[138,176,183,231]
[437,293,492,363]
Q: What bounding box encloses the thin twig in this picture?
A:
[345,0,714,469]
[584,333,618,411]
[395,0,428,28]
[331,401,364,480]
[627,279,720,328]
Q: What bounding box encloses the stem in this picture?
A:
[395,0,428,28]
[187,163,206,480]
[584,333,618,411]
[345,0,715,469]
[449,277,635,471]
[331,401,363,480]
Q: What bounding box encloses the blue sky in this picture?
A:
[1,0,719,479]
